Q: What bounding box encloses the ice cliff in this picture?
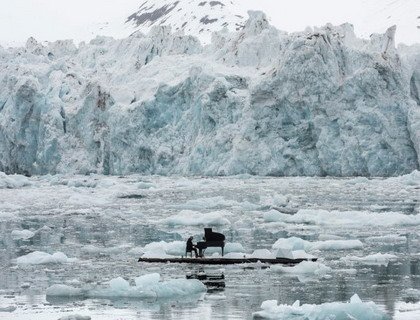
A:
[0,12,419,176]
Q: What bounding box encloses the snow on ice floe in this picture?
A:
[394,301,420,320]
[265,209,420,227]
[273,237,363,252]
[402,289,420,302]
[340,253,398,266]
[58,315,91,320]
[0,305,17,312]
[81,244,132,256]
[365,235,407,244]
[16,251,77,265]
[0,172,31,189]
[11,229,35,240]
[386,170,420,186]
[171,196,240,210]
[260,194,290,208]
[46,273,206,299]
[253,294,389,320]
[160,210,231,226]
[270,261,331,277]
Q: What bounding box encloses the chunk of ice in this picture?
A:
[253,293,389,319]
[160,210,231,226]
[11,229,35,240]
[46,274,206,299]
[58,315,91,320]
[16,251,77,265]
[341,253,398,266]
[273,237,363,252]
[270,261,331,277]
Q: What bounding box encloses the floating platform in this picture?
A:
[138,257,317,265]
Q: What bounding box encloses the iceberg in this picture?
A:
[11,229,35,240]
[253,294,390,319]
[46,273,206,299]
[340,253,398,266]
[16,251,77,265]
[0,172,31,188]
[0,11,418,177]
[272,236,363,252]
[270,261,331,277]
[160,210,231,226]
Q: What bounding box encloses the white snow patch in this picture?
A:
[340,253,398,266]
[282,209,420,227]
[58,315,91,320]
[253,294,388,319]
[273,236,363,252]
[260,194,290,208]
[0,172,31,189]
[46,274,206,299]
[394,301,420,320]
[365,235,407,244]
[160,210,231,226]
[171,196,239,210]
[270,261,331,277]
[250,249,276,259]
[11,229,35,240]
[16,251,77,265]
[81,244,131,255]
[143,241,185,257]
[387,170,420,186]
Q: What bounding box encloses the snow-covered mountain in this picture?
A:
[120,0,420,45]
[0,0,418,47]
[125,0,247,43]
[0,12,419,176]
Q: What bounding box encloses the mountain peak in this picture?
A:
[125,0,246,42]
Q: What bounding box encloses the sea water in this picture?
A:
[0,174,419,319]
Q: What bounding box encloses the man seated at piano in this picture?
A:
[196,228,226,258]
[186,236,199,258]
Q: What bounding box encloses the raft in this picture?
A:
[138,257,317,265]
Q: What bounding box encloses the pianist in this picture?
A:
[186,236,198,258]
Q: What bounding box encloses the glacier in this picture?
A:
[0,11,419,176]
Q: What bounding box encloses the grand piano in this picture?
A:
[196,228,225,257]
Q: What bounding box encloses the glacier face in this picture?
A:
[0,12,419,176]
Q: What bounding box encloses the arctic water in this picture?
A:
[0,173,419,319]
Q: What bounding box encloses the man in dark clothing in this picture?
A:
[186,236,198,258]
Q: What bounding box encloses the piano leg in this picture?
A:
[198,248,204,258]
[222,246,224,257]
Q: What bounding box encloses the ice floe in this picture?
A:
[46,273,206,299]
[0,172,31,189]
[81,244,132,256]
[253,294,389,319]
[160,210,231,226]
[171,196,240,210]
[365,235,407,244]
[402,288,420,302]
[387,170,420,186]
[394,301,420,320]
[267,209,420,227]
[272,237,363,252]
[340,253,398,266]
[58,315,91,320]
[16,251,77,265]
[11,229,35,240]
[270,261,331,277]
